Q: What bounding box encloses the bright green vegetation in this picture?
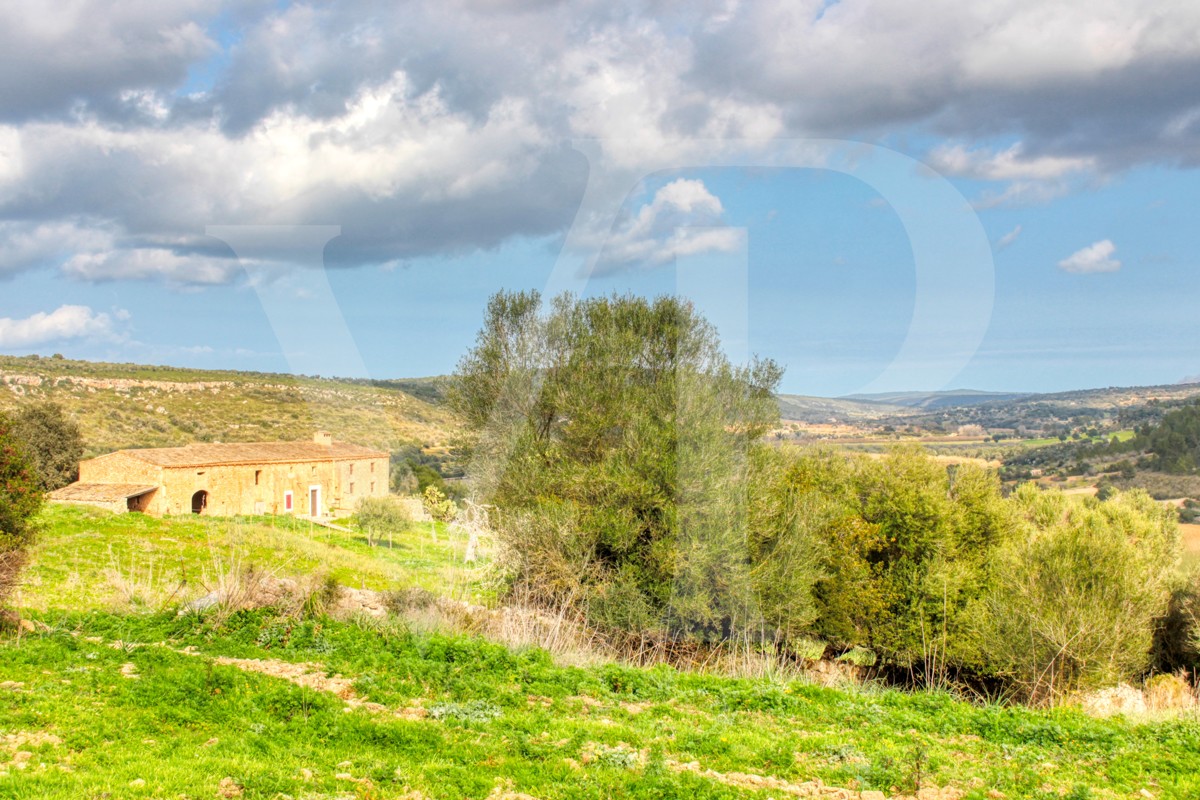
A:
[0,354,457,457]
[17,505,490,612]
[3,610,1200,799]
[7,402,84,492]
[445,292,1195,704]
[746,448,1184,702]
[3,494,1198,799]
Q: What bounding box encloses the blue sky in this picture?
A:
[2,1,1199,396]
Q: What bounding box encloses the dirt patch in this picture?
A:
[2,731,63,751]
[1,731,63,774]
[670,759,963,800]
[178,650,427,719]
[209,656,358,700]
[1079,683,1147,717]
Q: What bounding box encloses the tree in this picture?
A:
[422,486,457,523]
[449,291,782,642]
[355,496,411,548]
[1128,398,1200,474]
[11,402,84,491]
[1,412,43,608]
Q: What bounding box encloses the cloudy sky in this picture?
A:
[2,0,1200,395]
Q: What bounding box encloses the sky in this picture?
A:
[2,0,1200,396]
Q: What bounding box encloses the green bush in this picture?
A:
[355,495,411,546]
[977,485,1179,703]
[1152,571,1200,673]
[10,402,83,492]
[1,411,43,607]
[745,446,1020,683]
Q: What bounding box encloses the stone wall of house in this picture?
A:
[155,455,388,517]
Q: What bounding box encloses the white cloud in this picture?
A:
[0,305,127,348]
[996,225,1023,251]
[2,0,1200,283]
[929,143,1094,182]
[0,220,113,276]
[1058,239,1121,274]
[595,178,743,271]
[973,180,1074,210]
[61,247,241,285]
[929,143,1096,208]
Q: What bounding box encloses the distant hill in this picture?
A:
[780,382,1200,432]
[0,355,458,457]
[776,394,910,423]
[11,353,1200,456]
[840,389,1033,410]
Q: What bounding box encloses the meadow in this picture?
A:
[14,506,488,613]
[3,507,1200,799]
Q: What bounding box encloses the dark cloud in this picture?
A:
[0,1,223,122]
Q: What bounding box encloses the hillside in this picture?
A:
[4,507,1199,799]
[776,394,910,423]
[0,355,459,458]
[782,383,1200,439]
[841,389,1032,410]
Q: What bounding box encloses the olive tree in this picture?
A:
[449,291,782,642]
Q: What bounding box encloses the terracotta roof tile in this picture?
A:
[49,483,158,502]
[116,440,387,468]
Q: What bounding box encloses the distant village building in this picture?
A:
[49,432,388,518]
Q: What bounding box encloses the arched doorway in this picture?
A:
[191,490,208,514]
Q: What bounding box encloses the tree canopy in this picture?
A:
[11,402,84,491]
[1130,398,1200,473]
[1,411,43,607]
[449,291,782,640]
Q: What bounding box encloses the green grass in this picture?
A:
[18,505,491,613]
[2,611,1199,799]
[5,506,1200,799]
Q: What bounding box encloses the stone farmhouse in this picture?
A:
[49,432,388,518]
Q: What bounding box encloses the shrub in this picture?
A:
[11,402,84,491]
[427,699,502,723]
[422,486,456,523]
[1152,571,1200,673]
[0,412,43,608]
[977,485,1179,703]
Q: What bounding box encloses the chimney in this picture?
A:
[314,431,333,446]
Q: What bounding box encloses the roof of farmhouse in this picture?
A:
[49,482,159,502]
[107,440,388,469]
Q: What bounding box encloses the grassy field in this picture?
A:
[15,505,490,613]
[3,508,1200,799]
[4,610,1200,800]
